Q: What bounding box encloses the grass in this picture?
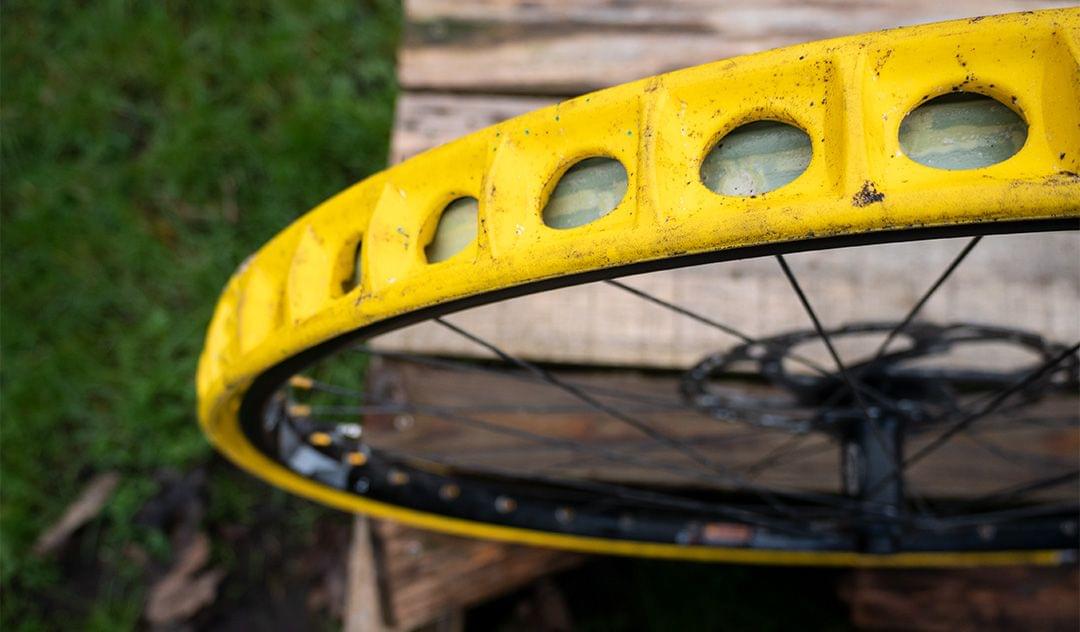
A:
[0,1,400,627]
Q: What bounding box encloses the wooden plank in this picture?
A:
[345,513,582,632]
[400,0,1073,95]
[345,516,395,632]
[372,519,583,631]
[362,357,1080,501]
[842,567,1080,631]
[391,93,556,163]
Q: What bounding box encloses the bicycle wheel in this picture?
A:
[197,10,1080,566]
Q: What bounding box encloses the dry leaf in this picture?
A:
[145,532,226,625]
[32,472,121,556]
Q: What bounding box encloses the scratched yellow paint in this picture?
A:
[197,10,1080,566]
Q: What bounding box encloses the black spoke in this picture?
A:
[962,433,1075,471]
[379,449,827,536]
[860,341,1080,499]
[360,347,687,409]
[298,400,684,418]
[605,279,770,351]
[607,278,877,398]
[423,428,772,463]
[871,236,982,359]
[777,254,927,533]
[917,501,1080,530]
[433,317,729,476]
[431,316,882,518]
[608,278,921,420]
[355,400,792,502]
[739,434,813,478]
[530,429,784,475]
[776,255,878,419]
[903,342,1080,469]
[957,469,1080,509]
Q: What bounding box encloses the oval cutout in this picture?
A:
[341,241,362,293]
[542,157,628,229]
[701,121,812,196]
[899,93,1027,169]
[425,197,478,263]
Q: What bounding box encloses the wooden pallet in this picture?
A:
[842,567,1080,631]
[345,515,582,631]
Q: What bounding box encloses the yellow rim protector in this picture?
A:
[198,10,1080,567]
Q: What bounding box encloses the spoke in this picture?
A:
[378,401,742,491]
[606,278,899,409]
[380,448,825,535]
[957,469,1080,508]
[360,347,687,409]
[530,429,782,474]
[749,439,841,477]
[962,433,1076,471]
[605,279,767,349]
[607,279,829,378]
[433,316,730,476]
[431,316,881,517]
[299,400,684,418]
[740,434,812,478]
[777,255,922,520]
[917,501,1079,530]
[415,428,771,462]
[903,342,1080,469]
[776,255,878,418]
[862,341,1080,498]
[293,352,887,515]
[871,236,982,359]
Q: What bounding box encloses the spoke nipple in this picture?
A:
[309,431,333,447]
[388,469,410,486]
[977,524,996,541]
[439,483,460,501]
[338,423,363,439]
[289,375,315,390]
[355,477,370,494]
[495,495,517,514]
[555,507,575,525]
[288,403,313,418]
[393,415,414,431]
[675,523,700,545]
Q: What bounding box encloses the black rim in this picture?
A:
[239,218,1080,557]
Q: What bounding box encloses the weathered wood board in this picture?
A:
[345,515,582,632]
[373,518,582,630]
[841,566,1080,630]
[399,0,1074,95]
